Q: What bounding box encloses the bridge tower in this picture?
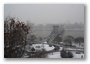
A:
[47,25,64,45]
[47,25,59,44]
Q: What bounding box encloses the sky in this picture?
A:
[4,4,85,25]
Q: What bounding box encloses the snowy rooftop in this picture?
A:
[32,43,55,51]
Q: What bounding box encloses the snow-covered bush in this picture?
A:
[60,49,73,58]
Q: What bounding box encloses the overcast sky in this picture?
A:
[4,4,84,25]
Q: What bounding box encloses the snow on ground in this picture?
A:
[25,42,84,58]
[47,51,84,58]
[73,54,84,58]
[44,44,54,51]
[72,51,84,58]
[59,47,63,51]
[47,52,61,58]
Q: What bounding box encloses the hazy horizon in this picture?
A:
[4,4,85,25]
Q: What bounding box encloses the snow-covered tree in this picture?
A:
[4,18,30,58]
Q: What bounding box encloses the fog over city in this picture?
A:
[4,4,84,25]
[4,4,84,58]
